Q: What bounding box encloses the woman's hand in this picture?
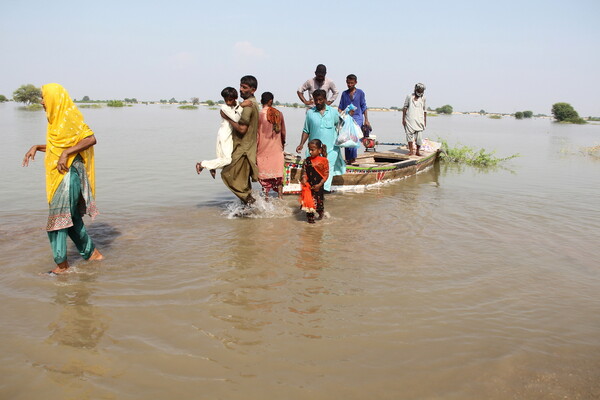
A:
[22,146,38,167]
[57,151,69,174]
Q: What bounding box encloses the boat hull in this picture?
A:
[283,141,441,194]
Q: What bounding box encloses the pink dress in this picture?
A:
[257,107,286,189]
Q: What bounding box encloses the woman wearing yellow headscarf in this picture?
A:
[23,83,103,275]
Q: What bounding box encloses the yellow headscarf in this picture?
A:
[43,83,95,203]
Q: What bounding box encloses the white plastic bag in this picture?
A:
[336,104,362,148]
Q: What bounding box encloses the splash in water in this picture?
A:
[221,190,295,219]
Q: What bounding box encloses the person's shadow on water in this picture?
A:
[65,221,121,262]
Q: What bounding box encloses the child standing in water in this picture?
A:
[300,139,329,223]
[196,87,250,178]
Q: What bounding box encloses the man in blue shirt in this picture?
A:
[296,89,346,191]
[338,74,370,164]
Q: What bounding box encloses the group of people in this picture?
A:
[21,68,427,273]
[195,75,287,204]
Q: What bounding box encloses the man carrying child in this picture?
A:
[220,75,260,205]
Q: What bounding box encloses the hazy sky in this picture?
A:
[1,0,599,115]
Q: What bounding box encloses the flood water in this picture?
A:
[1,102,599,399]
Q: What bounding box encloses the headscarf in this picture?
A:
[309,155,329,181]
[414,83,426,98]
[266,106,282,133]
[43,83,95,203]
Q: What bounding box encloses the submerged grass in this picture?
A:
[440,139,519,167]
[178,105,198,110]
[79,104,103,109]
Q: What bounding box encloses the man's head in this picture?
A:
[221,87,238,107]
[315,64,327,82]
[313,89,327,111]
[261,91,274,106]
[414,83,426,97]
[346,74,357,90]
[240,75,258,100]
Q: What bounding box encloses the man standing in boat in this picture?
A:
[402,83,427,156]
[296,89,345,192]
[297,64,339,108]
[220,75,260,205]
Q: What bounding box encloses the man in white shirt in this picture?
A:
[402,83,427,156]
[297,64,339,107]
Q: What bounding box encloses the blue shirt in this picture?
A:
[338,88,367,126]
[302,105,346,190]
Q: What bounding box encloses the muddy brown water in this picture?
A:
[1,103,599,399]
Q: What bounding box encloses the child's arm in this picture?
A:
[239,99,252,107]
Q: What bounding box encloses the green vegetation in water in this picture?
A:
[21,104,43,111]
[13,84,42,105]
[0,94,8,102]
[587,117,600,122]
[209,107,218,110]
[427,112,438,117]
[440,140,519,167]
[79,104,103,109]
[107,100,124,107]
[435,104,453,114]
[514,110,533,119]
[551,102,586,124]
[178,105,198,110]
[488,114,502,119]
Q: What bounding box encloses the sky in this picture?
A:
[1,0,599,116]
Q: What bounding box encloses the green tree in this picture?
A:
[523,110,533,118]
[82,95,90,102]
[191,97,200,105]
[107,100,124,107]
[13,84,42,105]
[479,109,486,114]
[515,111,524,119]
[0,94,8,102]
[205,100,215,106]
[435,104,453,114]
[551,102,585,123]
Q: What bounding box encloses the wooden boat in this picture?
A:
[282,139,441,194]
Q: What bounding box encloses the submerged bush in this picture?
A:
[551,102,586,124]
[107,100,124,107]
[21,103,44,111]
[435,104,453,114]
[178,105,198,110]
[440,140,519,167]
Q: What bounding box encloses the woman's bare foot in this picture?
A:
[47,260,70,275]
[196,162,203,174]
[209,169,216,179]
[89,248,104,261]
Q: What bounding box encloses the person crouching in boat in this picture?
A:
[22,83,103,275]
[299,139,329,223]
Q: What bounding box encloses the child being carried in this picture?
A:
[196,87,251,178]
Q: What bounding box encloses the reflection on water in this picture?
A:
[1,104,600,399]
[47,277,108,349]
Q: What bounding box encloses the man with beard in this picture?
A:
[220,75,260,204]
[402,83,427,156]
[297,64,339,107]
[296,89,345,192]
